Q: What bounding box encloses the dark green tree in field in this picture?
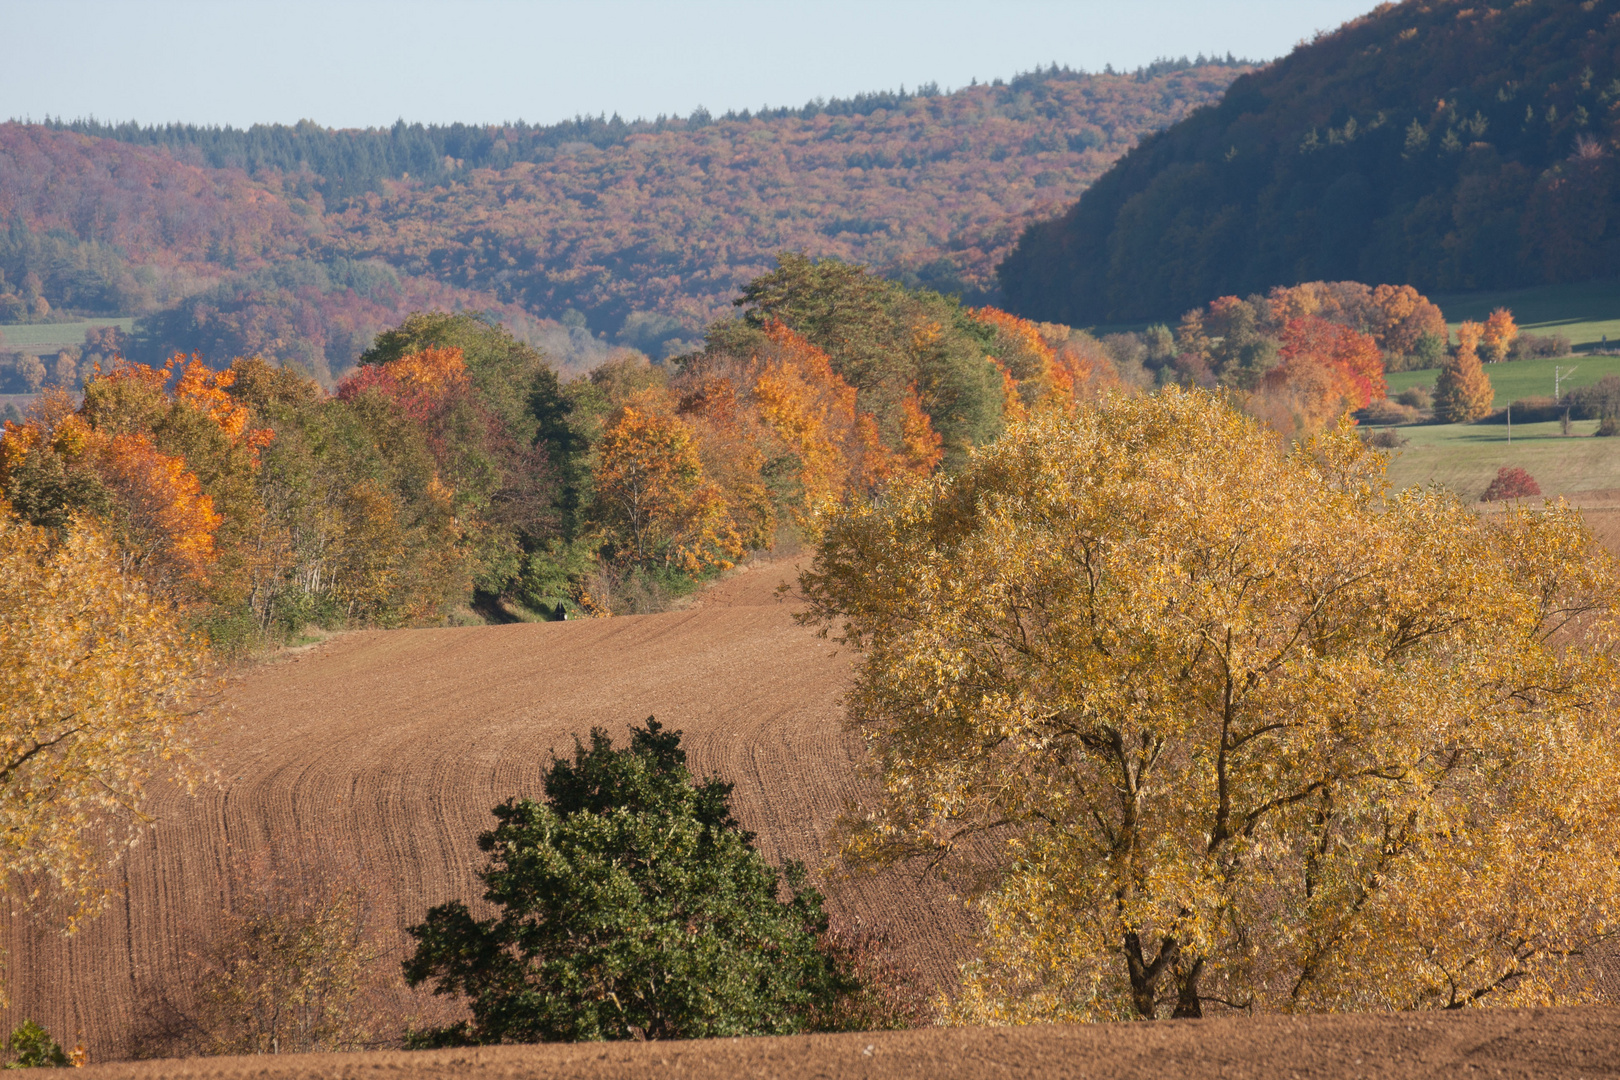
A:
[403,719,891,1044]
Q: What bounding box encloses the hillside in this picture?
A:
[1,61,1246,379]
[1001,0,1620,325]
[7,544,1620,1068]
[0,558,969,1063]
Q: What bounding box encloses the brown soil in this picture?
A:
[78,1007,1620,1079]
[0,558,970,1062]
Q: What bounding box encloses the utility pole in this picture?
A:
[1555,365,1578,399]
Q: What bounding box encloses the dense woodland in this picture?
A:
[0,60,1246,381]
[0,254,1467,645]
[1001,0,1620,324]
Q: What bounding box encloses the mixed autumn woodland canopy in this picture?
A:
[0,59,1245,383]
[1002,0,1620,323]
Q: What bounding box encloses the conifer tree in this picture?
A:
[1433,322,1494,423]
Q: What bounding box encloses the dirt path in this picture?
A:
[79,1007,1620,1079]
[0,559,969,1062]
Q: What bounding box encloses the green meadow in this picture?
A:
[0,318,135,354]
[1429,278,1620,354]
[1382,418,1619,501]
[1385,354,1620,408]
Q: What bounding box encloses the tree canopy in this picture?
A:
[0,502,207,990]
[1001,0,1620,324]
[801,389,1620,1020]
[402,719,872,1043]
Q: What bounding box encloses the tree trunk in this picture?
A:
[1171,956,1204,1018]
[1123,931,1178,1018]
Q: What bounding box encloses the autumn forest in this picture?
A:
[6,0,1620,1069]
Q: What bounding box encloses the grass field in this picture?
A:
[1385,354,1620,406]
[1429,278,1620,353]
[1381,418,1620,500]
[0,318,135,354]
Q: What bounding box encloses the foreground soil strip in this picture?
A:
[79,1007,1620,1080]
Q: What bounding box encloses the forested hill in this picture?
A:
[1,59,1246,380]
[999,0,1620,326]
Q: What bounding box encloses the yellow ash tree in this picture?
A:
[800,389,1620,1021]
[0,503,207,992]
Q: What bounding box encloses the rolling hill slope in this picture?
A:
[1001,0,1620,325]
[2,60,1247,380]
[0,559,968,1063]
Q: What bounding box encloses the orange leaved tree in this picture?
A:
[1435,322,1495,422]
[1481,308,1519,364]
[594,392,741,575]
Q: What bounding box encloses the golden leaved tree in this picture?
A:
[594,390,742,575]
[800,389,1620,1021]
[1434,322,1495,423]
[0,503,208,998]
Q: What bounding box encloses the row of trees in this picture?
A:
[10,262,1506,644]
[0,260,1133,638]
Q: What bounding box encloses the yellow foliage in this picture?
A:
[1481,308,1519,364]
[595,392,743,575]
[0,504,208,998]
[382,345,472,397]
[801,388,1620,1022]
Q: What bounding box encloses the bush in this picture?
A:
[1361,399,1418,425]
[2,1020,69,1068]
[1569,375,1620,422]
[1480,466,1542,502]
[403,719,896,1044]
[1508,333,1571,361]
[1363,427,1408,449]
[1508,395,1561,423]
[129,857,385,1058]
[1408,332,1446,370]
[1396,385,1433,410]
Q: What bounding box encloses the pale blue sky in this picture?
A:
[2,1,1377,129]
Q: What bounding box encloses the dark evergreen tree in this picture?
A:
[402,719,871,1044]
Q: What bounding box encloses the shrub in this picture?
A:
[1508,333,1571,361]
[1396,385,1433,410]
[1363,427,1408,448]
[1508,395,1562,423]
[1361,399,1418,425]
[1570,375,1620,422]
[129,857,384,1058]
[2,1020,69,1068]
[1479,466,1542,502]
[403,719,891,1044]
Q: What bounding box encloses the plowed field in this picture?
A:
[0,558,969,1063]
[75,1007,1620,1080]
[9,512,1620,1074]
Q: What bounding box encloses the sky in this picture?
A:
[1,0,1378,130]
